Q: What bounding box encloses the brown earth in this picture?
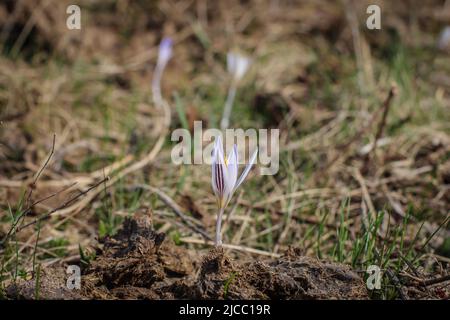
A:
[7,214,368,300]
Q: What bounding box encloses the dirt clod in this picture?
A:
[7,216,368,300]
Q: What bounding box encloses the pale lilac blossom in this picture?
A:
[152,37,173,108]
[227,52,252,83]
[220,52,252,130]
[211,135,258,246]
[438,26,450,50]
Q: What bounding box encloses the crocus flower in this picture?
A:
[211,135,258,246]
[157,37,173,69]
[227,52,252,83]
[438,26,450,50]
[152,37,173,109]
[220,52,252,130]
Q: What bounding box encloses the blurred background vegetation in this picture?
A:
[0,0,449,299]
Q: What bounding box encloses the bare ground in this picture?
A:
[7,214,368,300]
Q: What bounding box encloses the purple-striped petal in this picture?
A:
[211,136,229,207]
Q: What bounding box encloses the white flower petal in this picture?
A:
[235,148,258,190]
[224,144,238,199]
[438,26,450,50]
[235,56,251,80]
[227,52,237,76]
[211,138,219,197]
[227,52,251,82]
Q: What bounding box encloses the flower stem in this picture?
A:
[152,63,164,109]
[220,84,237,130]
[215,207,225,247]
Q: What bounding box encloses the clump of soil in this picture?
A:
[7,215,368,300]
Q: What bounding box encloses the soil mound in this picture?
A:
[7,215,368,299]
